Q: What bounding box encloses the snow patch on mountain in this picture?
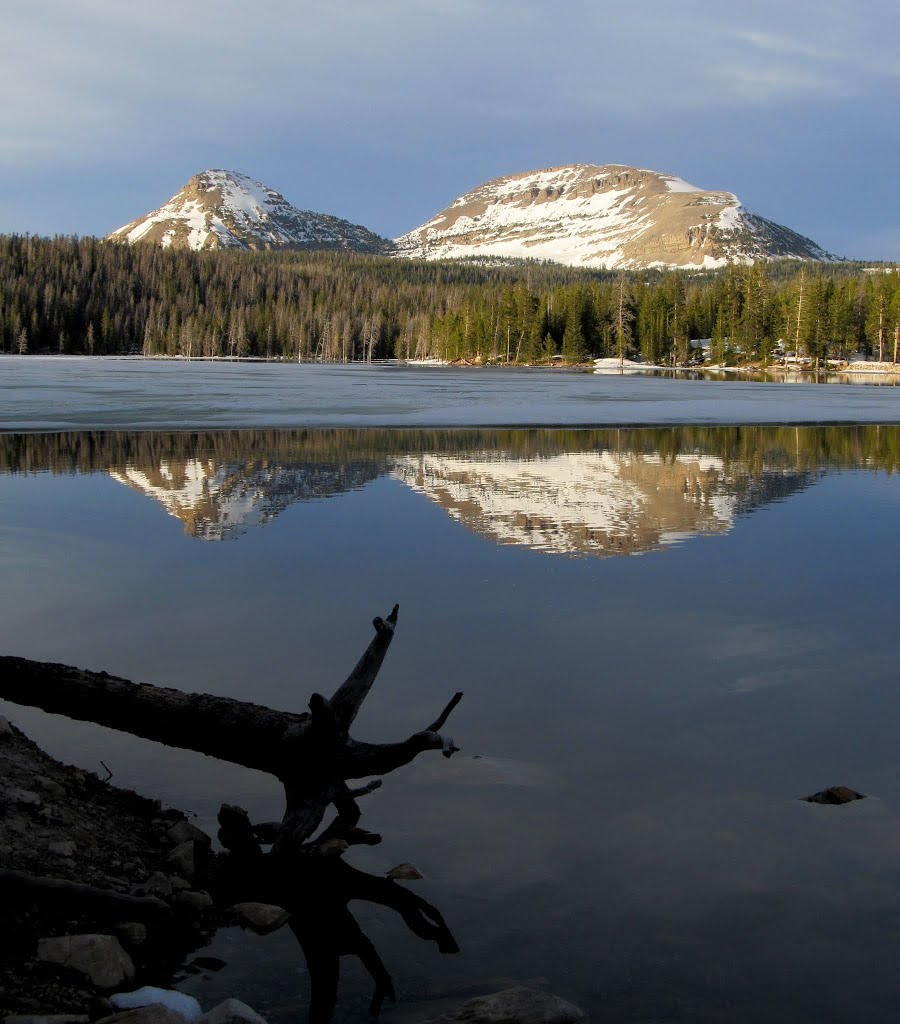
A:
[395,164,834,271]
[109,170,394,255]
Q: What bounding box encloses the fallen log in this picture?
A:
[0,869,172,921]
[0,605,463,1023]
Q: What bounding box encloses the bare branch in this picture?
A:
[329,605,400,734]
[427,691,463,732]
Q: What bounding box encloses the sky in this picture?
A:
[1,0,898,260]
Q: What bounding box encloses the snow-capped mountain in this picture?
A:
[108,169,394,254]
[395,164,834,270]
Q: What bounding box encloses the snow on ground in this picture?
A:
[593,357,663,374]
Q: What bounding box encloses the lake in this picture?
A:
[2,361,900,1024]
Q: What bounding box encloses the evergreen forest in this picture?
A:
[1,234,899,366]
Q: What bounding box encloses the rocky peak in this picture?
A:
[395,163,834,270]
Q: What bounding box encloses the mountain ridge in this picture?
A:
[108,169,394,255]
[108,164,835,270]
[395,163,835,269]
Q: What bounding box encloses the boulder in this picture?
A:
[804,786,866,805]
[132,872,173,898]
[110,986,202,1022]
[166,841,201,880]
[48,840,77,858]
[166,820,212,850]
[0,715,14,739]
[36,934,135,990]
[115,922,148,948]
[5,787,42,807]
[228,902,291,935]
[198,999,270,1024]
[386,862,424,880]
[174,890,215,915]
[421,988,587,1024]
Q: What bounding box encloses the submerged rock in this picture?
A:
[228,902,291,934]
[420,987,586,1024]
[804,786,866,805]
[386,862,424,880]
[95,1009,187,1024]
[198,999,270,1024]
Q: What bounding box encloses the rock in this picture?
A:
[94,1009,187,1024]
[48,840,77,857]
[5,787,42,807]
[0,715,14,739]
[166,819,212,849]
[174,890,215,915]
[36,934,135,990]
[421,987,587,1024]
[315,838,348,856]
[3,1017,90,1024]
[115,922,148,948]
[228,902,291,935]
[132,872,173,898]
[166,841,200,880]
[198,999,270,1024]
[168,875,191,892]
[110,986,202,1022]
[33,774,68,799]
[188,955,226,972]
[386,862,424,880]
[804,786,866,805]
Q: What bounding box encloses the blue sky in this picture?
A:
[1,0,898,260]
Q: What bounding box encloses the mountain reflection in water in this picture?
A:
[3,425,898,552]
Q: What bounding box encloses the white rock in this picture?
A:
[110,987,202,1023]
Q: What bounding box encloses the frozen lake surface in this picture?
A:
[1,356,899,429]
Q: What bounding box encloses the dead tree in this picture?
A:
[0,605,463,1023]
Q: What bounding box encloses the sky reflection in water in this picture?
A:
[1,425,900,1024]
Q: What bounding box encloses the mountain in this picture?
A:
[109,457,386,540]
[394,164,835,270]
[107,169,394,254]
[391,450,812,557]
[106,443,812,555]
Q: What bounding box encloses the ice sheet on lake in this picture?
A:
[0,357,898,431]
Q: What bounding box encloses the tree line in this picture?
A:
[1,234,898,364]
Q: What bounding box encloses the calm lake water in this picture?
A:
[2,416,900,1024]
[3,361,900,1022]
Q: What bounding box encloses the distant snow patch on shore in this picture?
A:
[593,357,661,374]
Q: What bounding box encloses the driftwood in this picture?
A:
[0,605,462,1023]
[0,869,172,921]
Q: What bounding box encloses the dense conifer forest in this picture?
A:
[1,234,898,365]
